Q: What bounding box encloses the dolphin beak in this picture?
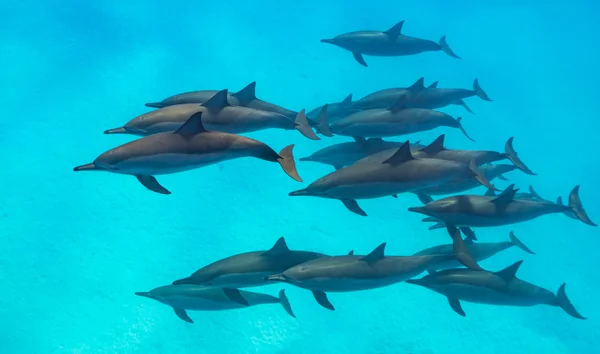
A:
[320,39,335,45]
[135,292,153,298]
[73,163,98,172]
[298,157,312,162]
[104,127,128,134]
[408,206,427,214]
[405,279,423,286]
[172,277,192,285]
[145,102,164,108]
[289,189,311,197]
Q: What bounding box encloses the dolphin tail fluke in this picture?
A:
[135,175,171,194]
[278,289,296,318]
[504,137,536,175]
[439,36,461,59]
[341,199,367,216]
[473,79,492,101]
[447,225,483,271]
[145,102,164,108]
[314,104,333,137]
[509,231,535,255]
[557,283,586,319]
[277,145,302,182]
[469,160,498,191]
[104,127,128,134]
[568,185,597,226]
[557,196,579,220]
[456,117,475,142]
[294,110,320,140]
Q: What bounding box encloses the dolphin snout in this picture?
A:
[289,189,311,197]
[408,206,427,214]
[104,127,128,134]
[145,102,164,108]
[320,39,335,45]
[135,291,153,298]
[73,163,98,172]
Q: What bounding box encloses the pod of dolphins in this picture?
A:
[73,20,596,323]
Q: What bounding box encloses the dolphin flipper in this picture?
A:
[447,297,466,317]
[174,308,194,323]
[447,225,483,271]
[278,290,296,318]
[428,222,445,230]
[312,290,335,311]
[341,199,367,216]
[509,231,535,255]
[136,175,171,194]
[353,52,368,67]
[223,288,249,306]
[469,160,497,191]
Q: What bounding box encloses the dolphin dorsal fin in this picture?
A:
[384,21,405,40]
[360,243,386,263]
[353,137,367,146]
[420,135,446,154]
[428,81,439,88]
[389,95,408,113]
[341,94,353,106]
[491,184,519,207]
[202,89,231,109]
[408,77,425,91]
[348,250,354,255]
[484,189,497,197]
[261,237,290,257]
[494,260,523,281]
[232,82,257,103]
[174,112,208,136]
[382,142,414,165]
[556,196,564,206]
[528,185,542,200]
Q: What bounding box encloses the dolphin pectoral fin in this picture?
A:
[447,225,482,271]
[223,288,249,306]
[135,175,171,194]
[447,297,466,317]
[459,227,477,241]
[568,185,597,226]
[439,36,461,59]
[277,144,302,182]
[456,99,474,114]
[391,194,398,198]
[469,160,497,191]
[497,174,509,181]
[312,290,335,311]
[341,199,367,216]
[174,308,194,323]
[294,109,320,140]
[456,118,475,142]
[557,283,586,320]
[428,222,445,231]
[278,290,296,318]
[416,193,433,204]
[352,52,368,67]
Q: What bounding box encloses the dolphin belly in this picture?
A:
[295,275,410,292]
[326,181,430,199]
[201,272,275,288]
[142,121,187,135]
[160,295,245,311]
[432,284,543,307]
[332,122,414,138]
[111,152,241,176]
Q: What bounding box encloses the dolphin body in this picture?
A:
[413,231,535,273]
[135,285,295,323]
[265,226,481,310]
[289,142,496,216]
[409,184,597,228]
[105,90,318,140]
[320,21,460,67]
[74,112,302,194]
[173,237,326,288]
[351,78,430,110]
[406,260,585,319]
[306,94,360,125]
[299,138,425,170]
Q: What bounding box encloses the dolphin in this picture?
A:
[265,226,480,310]
[413,231,534,273]
[299,137,425,170]
[105,90,319,140]
[402,78,492,113]
[351,78,430,110]
[306,94,360,125]
[408,184,597,227]
[289,142,496,216]
[321,20,460,67]
[74,112,302,194]
[172,237,326,288]
[414,134,535,174]
[135,285,295,323]
[487,186,578,220]
[320,97,474,141]
[406,260,585,319]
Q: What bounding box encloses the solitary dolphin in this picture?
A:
[105,90,318,140]
[321,98,474,141]
[321,21,459,67]
[265,226,480,310]
[135,285,295,323]
[299,138,424,170]
[413,231,534,273]
[74,112,302,194]
[306,94,360,125]
[173,237,326,288]
[406,260,585,319]
[289,142,496,216]
[409,184,596,227]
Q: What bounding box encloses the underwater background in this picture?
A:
[2,0,599,353]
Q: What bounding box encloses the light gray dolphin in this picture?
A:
[413,231,534,273]
[351,77,431,110]
[409,184,597,227]
[289,142,496,216]
[321,21,459,67]
[173,237,326,288]
[135,285,295,323]
[306,94,361,125]
[299,137,425,170]
[406,260,585,319]
[487,186,578,220]
[105,89,318,140]
[402,78,491,113]
[265,226,480,310]
[74,112,302,194]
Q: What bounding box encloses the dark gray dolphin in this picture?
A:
[351,78,429,110]
[289,142,496,216]
[406,260,585,319]
[105,90,318,140]
[173,237,326,288]
[321,98,474,141]
[487,186,578,220]
[414,134,535,174]
[74,112,302,194]
[321,20,460,67]
[408,184,597,227]
[306,94,360,125]
[135,285,295,323]
[413,231,534,273]
[265,226,480,310]
[299,137,425,170]
[403,78,491,113]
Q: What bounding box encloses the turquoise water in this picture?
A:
[2,1,599,353]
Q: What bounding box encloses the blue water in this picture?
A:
[2,1,599,353]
